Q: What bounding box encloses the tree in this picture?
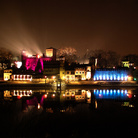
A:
[86,49,120,68]
[0,48,13,69]
[106,50,120,67]
[57,47,78,63]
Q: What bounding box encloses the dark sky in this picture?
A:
[0,0,138,56]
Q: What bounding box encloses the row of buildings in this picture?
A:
[3,47,137,82]
[3,47,94,81]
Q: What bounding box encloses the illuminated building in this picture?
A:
[46,47,56,61]
[21,47,56,72]
[93,68,130,81]
[75,67,86,80]
[15,61,22,68]
[122,61,129,68]
[13,90,32,97]
[85,66,92,80]
[75,65,92,80]
[65,64,92,81]
[3,69,12,81]
[65,70,75,82]
[12,74,32,81]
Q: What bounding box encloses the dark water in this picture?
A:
[0,87,138,138]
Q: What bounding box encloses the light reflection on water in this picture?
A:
[0,87,137,137]
[1,88,136,112]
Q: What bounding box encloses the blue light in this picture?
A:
[117,76,120,81]
[110,90,113,95]
[99,75,102,80]
[93,70,128,81]
[100,90,102,94]
[107,75,109,80]
[103,89,105,95]
[107,90,109,95]
[93,89,130,99]
[103,75,105,80]
[114,75,116,80]
[125,76,128,81]
[110,75,113,80]
[114,90,116,94]
[121,74,124,80]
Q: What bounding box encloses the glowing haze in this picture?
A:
[0,0,138,57]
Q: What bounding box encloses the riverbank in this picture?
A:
[0,80,138,88]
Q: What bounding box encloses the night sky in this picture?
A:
[0,0,138,56]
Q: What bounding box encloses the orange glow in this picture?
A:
[128,76,132,81]
[36,54,40,58]
[52,94,55,97]
[38,103,41,109]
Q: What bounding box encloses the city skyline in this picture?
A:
[0,0,138,56]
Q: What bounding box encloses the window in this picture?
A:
[82,71,84,74]
[67,71,69,74]
[76,71,78,74]
[80,72,81,74]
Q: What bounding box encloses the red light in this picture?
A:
[127,94,132,98]
[43,94,47,98]
[17,96,21,99]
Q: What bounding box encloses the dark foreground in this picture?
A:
[0,88,138,138]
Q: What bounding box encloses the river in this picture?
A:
[0,87,138,137]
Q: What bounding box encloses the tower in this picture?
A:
[46,47,56,61]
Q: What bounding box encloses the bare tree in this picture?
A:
[86,49,120,68]
[57,47,78,63]
[0,48,13,69]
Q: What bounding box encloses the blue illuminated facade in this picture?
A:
[93,89,129,99]
[93,69,129,81]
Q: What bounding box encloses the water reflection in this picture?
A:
[0,88,137,137]
[1,88,136,113]
[93,89,130,99]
